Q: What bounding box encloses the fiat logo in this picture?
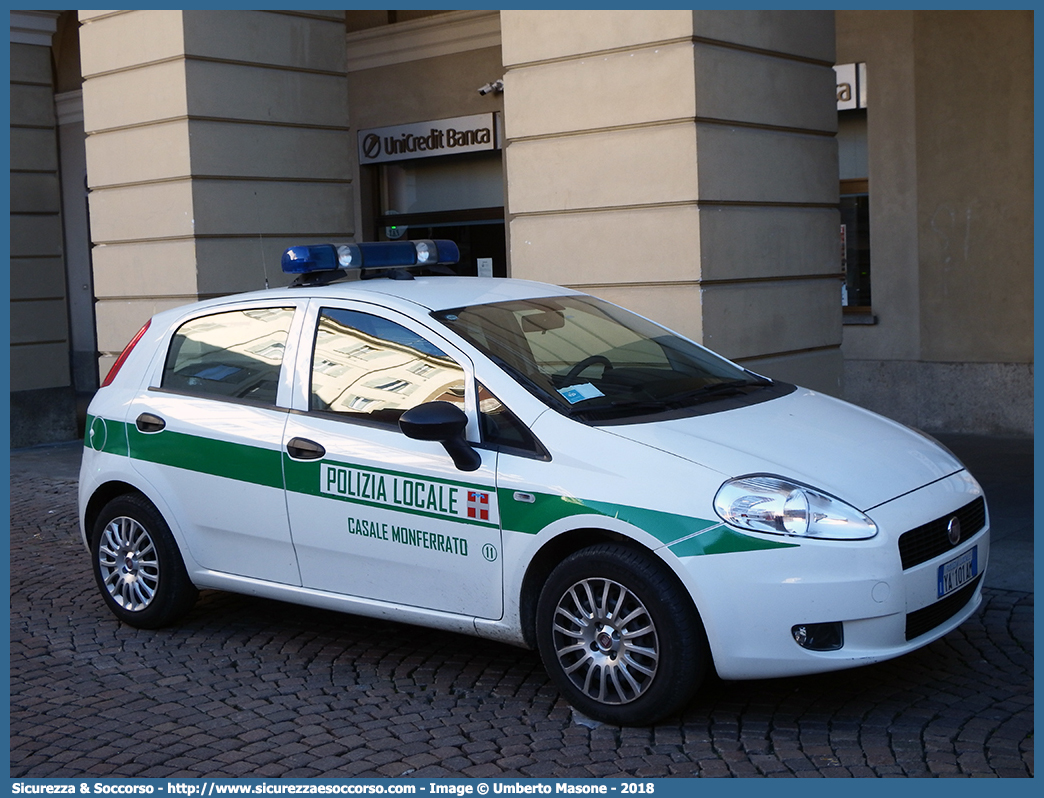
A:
[947,516,962,546]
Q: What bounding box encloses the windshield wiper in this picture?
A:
[567,399,672,421]
[657,378,772,407]
[565,378,774,421]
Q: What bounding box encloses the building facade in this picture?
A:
[836,11,1033,436]
[8,9,1033,448]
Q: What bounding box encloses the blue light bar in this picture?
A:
[416,239,460,265]
[282,244,339,274]
[281,240,460,276]
[358,241,420,269]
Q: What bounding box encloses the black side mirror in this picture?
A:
[399,401,482,472]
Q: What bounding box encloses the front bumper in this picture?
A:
[676,470,988,680]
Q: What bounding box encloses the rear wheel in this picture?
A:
[91,494,198,629]
[536,543,708,725]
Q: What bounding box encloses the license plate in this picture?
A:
[938,546,978,598]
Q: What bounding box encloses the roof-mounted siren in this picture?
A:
[281,240,461,286]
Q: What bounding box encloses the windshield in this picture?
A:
[433,295,777,422]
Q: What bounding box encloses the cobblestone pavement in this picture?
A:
[10,453,1033,778]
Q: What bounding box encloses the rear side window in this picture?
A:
[161,307,295,405]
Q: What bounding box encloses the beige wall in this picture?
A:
[914,12,1032,364]
[837,11,1033,434]
[80,9,351,376]
[502,10,842,393]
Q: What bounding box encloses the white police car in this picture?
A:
[79,240,989,725]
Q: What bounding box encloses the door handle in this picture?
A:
[135,413,166,433]
[287,437,326,460]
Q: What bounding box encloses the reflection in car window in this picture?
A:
[434,296,768,422]
[161,307,295,405]
[311,308,466,426]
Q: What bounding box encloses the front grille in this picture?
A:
[898,496,986,570]
[905,573,982,641]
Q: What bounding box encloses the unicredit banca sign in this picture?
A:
[358,114,499,165]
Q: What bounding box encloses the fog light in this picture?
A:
[792,621,844,651]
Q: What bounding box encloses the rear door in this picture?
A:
[127,302,305,584]
[281,300,503,619]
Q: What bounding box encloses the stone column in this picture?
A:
[10,10,77,445]
[79,9,350,376]
[501,10,842,393]
[55,88,97,395]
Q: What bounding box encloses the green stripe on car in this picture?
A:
[85,414,130,457]
[668,526,796,556]
[128,425,284,489]
[91,416,792,555]
[498,488,795,553]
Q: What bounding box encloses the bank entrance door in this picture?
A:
[383,217,506,279]
[374,151,506,278]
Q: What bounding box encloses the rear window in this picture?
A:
[161,307,295,405]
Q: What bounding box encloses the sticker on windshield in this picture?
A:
[558,383,605,404]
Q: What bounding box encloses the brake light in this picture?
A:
[101,320,151,388]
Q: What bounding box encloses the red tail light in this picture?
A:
[101,320,151,388]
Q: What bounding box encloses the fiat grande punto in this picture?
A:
[79,240,989,725]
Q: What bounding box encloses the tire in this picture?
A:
[535,543,708,725]
[91,493,198,629]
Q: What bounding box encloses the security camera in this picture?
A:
[477,79,504,96]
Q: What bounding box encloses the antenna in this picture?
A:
[255,191,270,289]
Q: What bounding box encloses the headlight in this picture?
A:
[713,475,877,540]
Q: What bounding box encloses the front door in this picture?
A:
[282,302,503,619]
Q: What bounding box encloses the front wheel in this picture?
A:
[91,493,198,629]
[536,543,708,725]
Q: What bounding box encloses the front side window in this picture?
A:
[477,381,544,457]
[434,296,784,423]
[161,307,295,405]
[310,308,466,426]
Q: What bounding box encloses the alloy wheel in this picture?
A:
[97,515,160,611]
[550,577,659,705]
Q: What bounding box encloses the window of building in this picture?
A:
[838,107,873,322]
[840,179,871,308]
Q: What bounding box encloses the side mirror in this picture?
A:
[399,401,482,472]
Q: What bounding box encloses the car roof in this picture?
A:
[195,276,583,316]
